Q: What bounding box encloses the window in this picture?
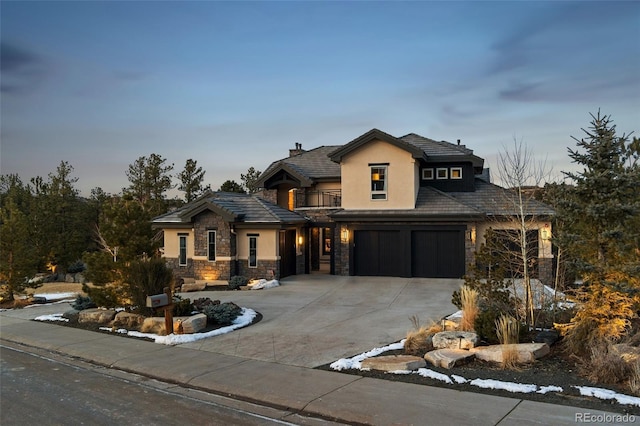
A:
[436,168,448,180]
[248,236,258,268]
[422,168,434,180]
[207,230,216,261]
[178,234,187,266]
[450,167,463,179]
[370,166,387,200]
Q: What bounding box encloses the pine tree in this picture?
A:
[177,158,209,202]
[241,166,262,194]
[0,175,40,301]
[219,180,245,193]
[559,111,640,353]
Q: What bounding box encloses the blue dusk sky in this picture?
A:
[1,1,638,196]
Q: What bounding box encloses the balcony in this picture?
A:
[294,190,341,209]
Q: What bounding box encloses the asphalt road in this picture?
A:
[0,343,310,426]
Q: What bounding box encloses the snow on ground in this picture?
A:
[31,292,79,301]
[247,279,280,290]
[34,313,69,322]
[330,342,640,407]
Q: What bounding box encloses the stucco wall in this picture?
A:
[163,229,194,259]
[340,140,418,209]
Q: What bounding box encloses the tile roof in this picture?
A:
[400,133,474,156]
[152,191,307,225]
[260,146,342,183]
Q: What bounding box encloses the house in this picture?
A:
[152,191,307,282]
[154,128,555,284]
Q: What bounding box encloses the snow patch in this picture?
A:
[416,368,453,384]
[469,378,537,393]
[451,374,468,384]
[330,340,405,371]
[574,386,640,407]
[34,313,69,322]
[248,279,280,290]
[537,385,563,394]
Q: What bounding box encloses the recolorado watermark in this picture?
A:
[575,412,636,423]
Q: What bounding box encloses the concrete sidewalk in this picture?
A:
[0,276,626,425]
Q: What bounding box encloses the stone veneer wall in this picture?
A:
[166,258,194,282]
[237,260,279,280]
[538,258,553,287]
[334,226,349,276]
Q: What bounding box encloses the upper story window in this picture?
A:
[451,167,463,179]
[370,165,387,200]
[207,230,216,262]
[422,168,434,180]
[436,168,448,179]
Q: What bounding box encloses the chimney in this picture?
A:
[457,139,461,145]
[289,143,305,157]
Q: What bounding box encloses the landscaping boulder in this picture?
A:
[62,309,80,322]
[470,343,550,364]
[78,308,116,324]
[112,312,146,329]
[141,317,170,335]
[432,331,479,350]
[424,349,475,369]
[176,313,207,334]
[361,355,426,372]
[181,281,207,292]
[534,330,560,346]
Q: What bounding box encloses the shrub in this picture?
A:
[83,284,123,309]
[459,286,479,332]
[71,295,96,311]
[228,275,248,290]
[193,297,220,312]
[581,342,633,385]
[203,302,242,325]
[67,260,86,274]
[629,361,640,396]
[125,257,174,316]
[172,296,194,317]
[404,316,438,356]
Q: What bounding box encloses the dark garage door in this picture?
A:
[412,230,465,278]
[353,230,407,277]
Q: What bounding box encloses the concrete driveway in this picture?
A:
[181,275,462,368]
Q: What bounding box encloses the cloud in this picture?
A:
[0,41,48,94]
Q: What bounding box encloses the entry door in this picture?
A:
[279,230,297,278]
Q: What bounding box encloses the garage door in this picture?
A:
[411,230,465,278]
[353,230,407,277]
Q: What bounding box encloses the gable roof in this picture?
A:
[152,191,308,226]
[329,128,426,163]
[258,145,341,188]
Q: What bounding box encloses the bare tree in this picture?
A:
[492,138,554,327]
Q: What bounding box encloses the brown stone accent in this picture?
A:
[237,259,279,280]
[538,257,553,286]
[257,189,277,204]
[193,211,233,258]
[166,257,194,282]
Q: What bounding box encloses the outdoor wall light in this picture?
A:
[298,235,303,245]
[541,228,551,240]
[466,228,476,244]
[341,228,349,243]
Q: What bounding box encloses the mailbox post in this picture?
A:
[146,287,173,335]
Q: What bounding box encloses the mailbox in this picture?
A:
[146,293,169,308]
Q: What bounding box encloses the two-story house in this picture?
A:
[153,128,555,284]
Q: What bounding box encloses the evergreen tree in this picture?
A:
[219,180,245,193]
[240,166,262,194]
[0,175,40,301]
[177,158,209,202]
[558,111,640,353]
[125,154,174,214]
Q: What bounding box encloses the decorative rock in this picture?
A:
[470,343,550,364]
[534,330,560,346]
[181,282,207,292]
[112,312,146,329]
[432,331,479,350]
[361,355,426,372]
[424,349,476,369]
[62,309,80,322]
[78,308,116,324]
[177,313,207,334]
[140,317,169,335]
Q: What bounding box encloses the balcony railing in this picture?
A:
[295,190,341,208]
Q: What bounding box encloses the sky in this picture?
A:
[2,1,639,196]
